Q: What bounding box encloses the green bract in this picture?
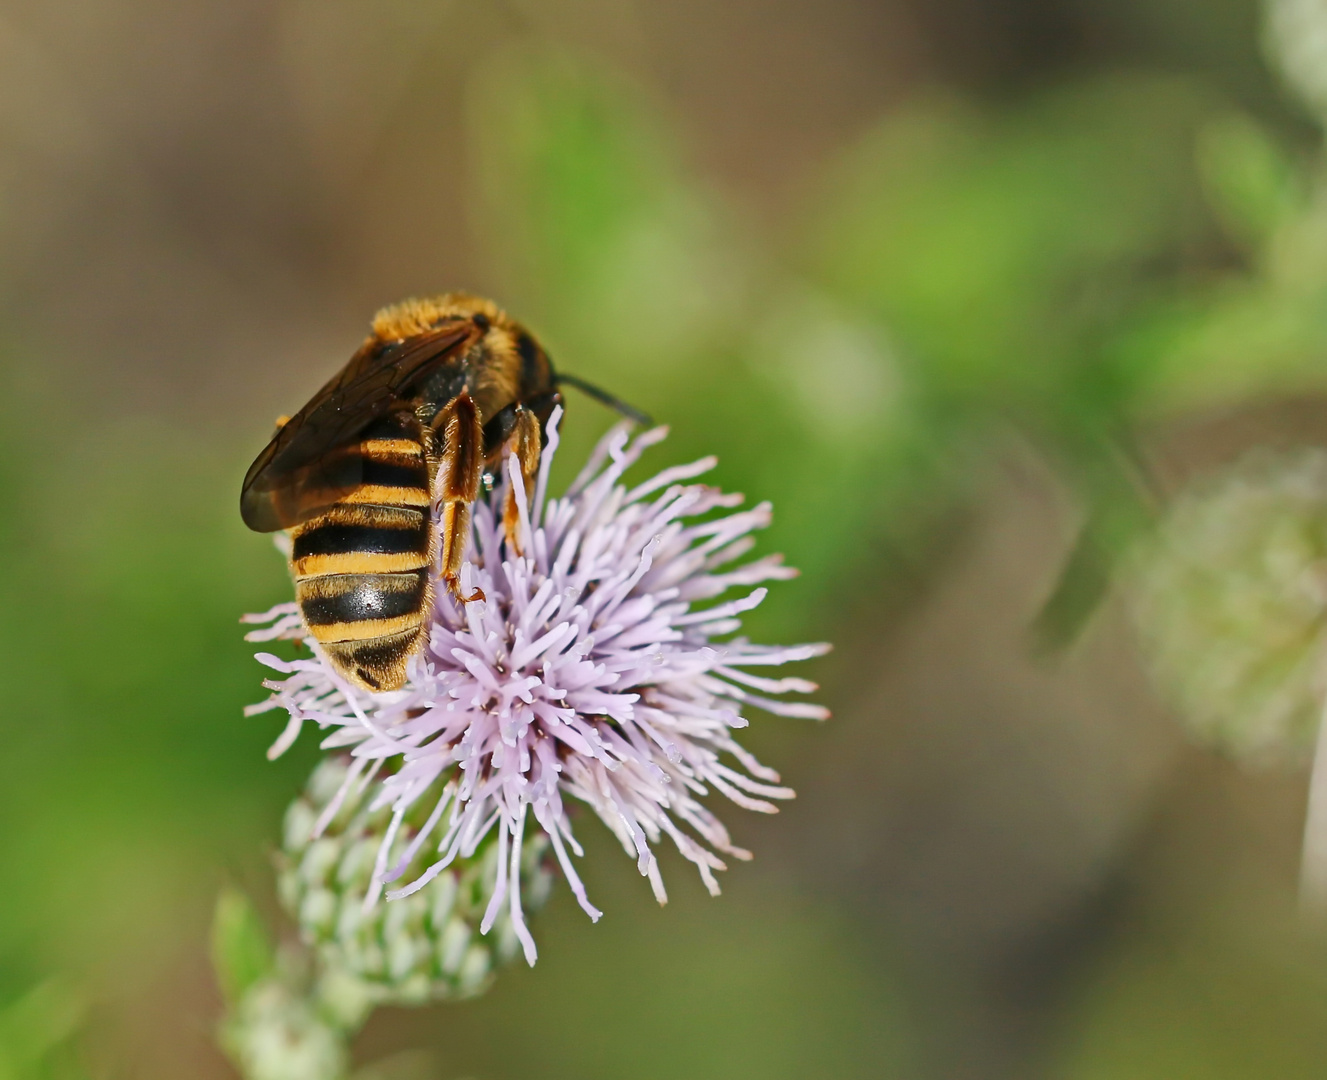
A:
[278,757,555,1010]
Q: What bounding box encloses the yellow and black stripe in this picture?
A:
[289,432,435,691]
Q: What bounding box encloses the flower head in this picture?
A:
[245,413,828,965]
[1131,447,1327,761]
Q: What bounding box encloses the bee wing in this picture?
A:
[240,325,472,531]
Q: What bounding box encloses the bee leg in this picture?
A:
[522,389,565,442]
[501,406,542,556]
[434,391,485,603]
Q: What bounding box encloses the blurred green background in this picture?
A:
[5,0,1327,1076]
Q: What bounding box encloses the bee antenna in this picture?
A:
[556,373,653,427]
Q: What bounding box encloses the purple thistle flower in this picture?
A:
[244,412,828,966]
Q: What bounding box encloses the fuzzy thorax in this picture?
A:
[370,294,507,343]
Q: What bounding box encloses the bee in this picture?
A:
[241,293,645,693]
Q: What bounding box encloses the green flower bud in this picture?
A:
[278,756,555,1006]
[221,969,348,1080]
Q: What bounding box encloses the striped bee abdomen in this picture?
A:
[290,434,436,692]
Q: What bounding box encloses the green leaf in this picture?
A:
[0,980,87,1080]
[1031,499,1153,652]
[1031,440,1158,652]
[1196,112,1303,251]
[211,888,274,1007]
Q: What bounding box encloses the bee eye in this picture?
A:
[472,313,491,332]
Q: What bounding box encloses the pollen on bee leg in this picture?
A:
[502,407,541,556]
[434,390,485,602]
[440,500,485,603]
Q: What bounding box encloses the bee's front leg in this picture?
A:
[432,391,485,603]
[501,406,542,556]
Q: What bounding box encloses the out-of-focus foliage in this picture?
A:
[212,890,276,1010]
[0,364,307,1002]
[808,77,1238,641]
[1197,112,1303,250]
[0,981,87,1080]
[1062,918,1327,1079]
[810,77,1224,425]
[468,52,746,384]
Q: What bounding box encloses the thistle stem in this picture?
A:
[1299,692,1327,915]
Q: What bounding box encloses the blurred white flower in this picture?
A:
[1131,447,1327,761]
[245,413,828,965]
[1266,0,1327,122]
[222,975,347,1080]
